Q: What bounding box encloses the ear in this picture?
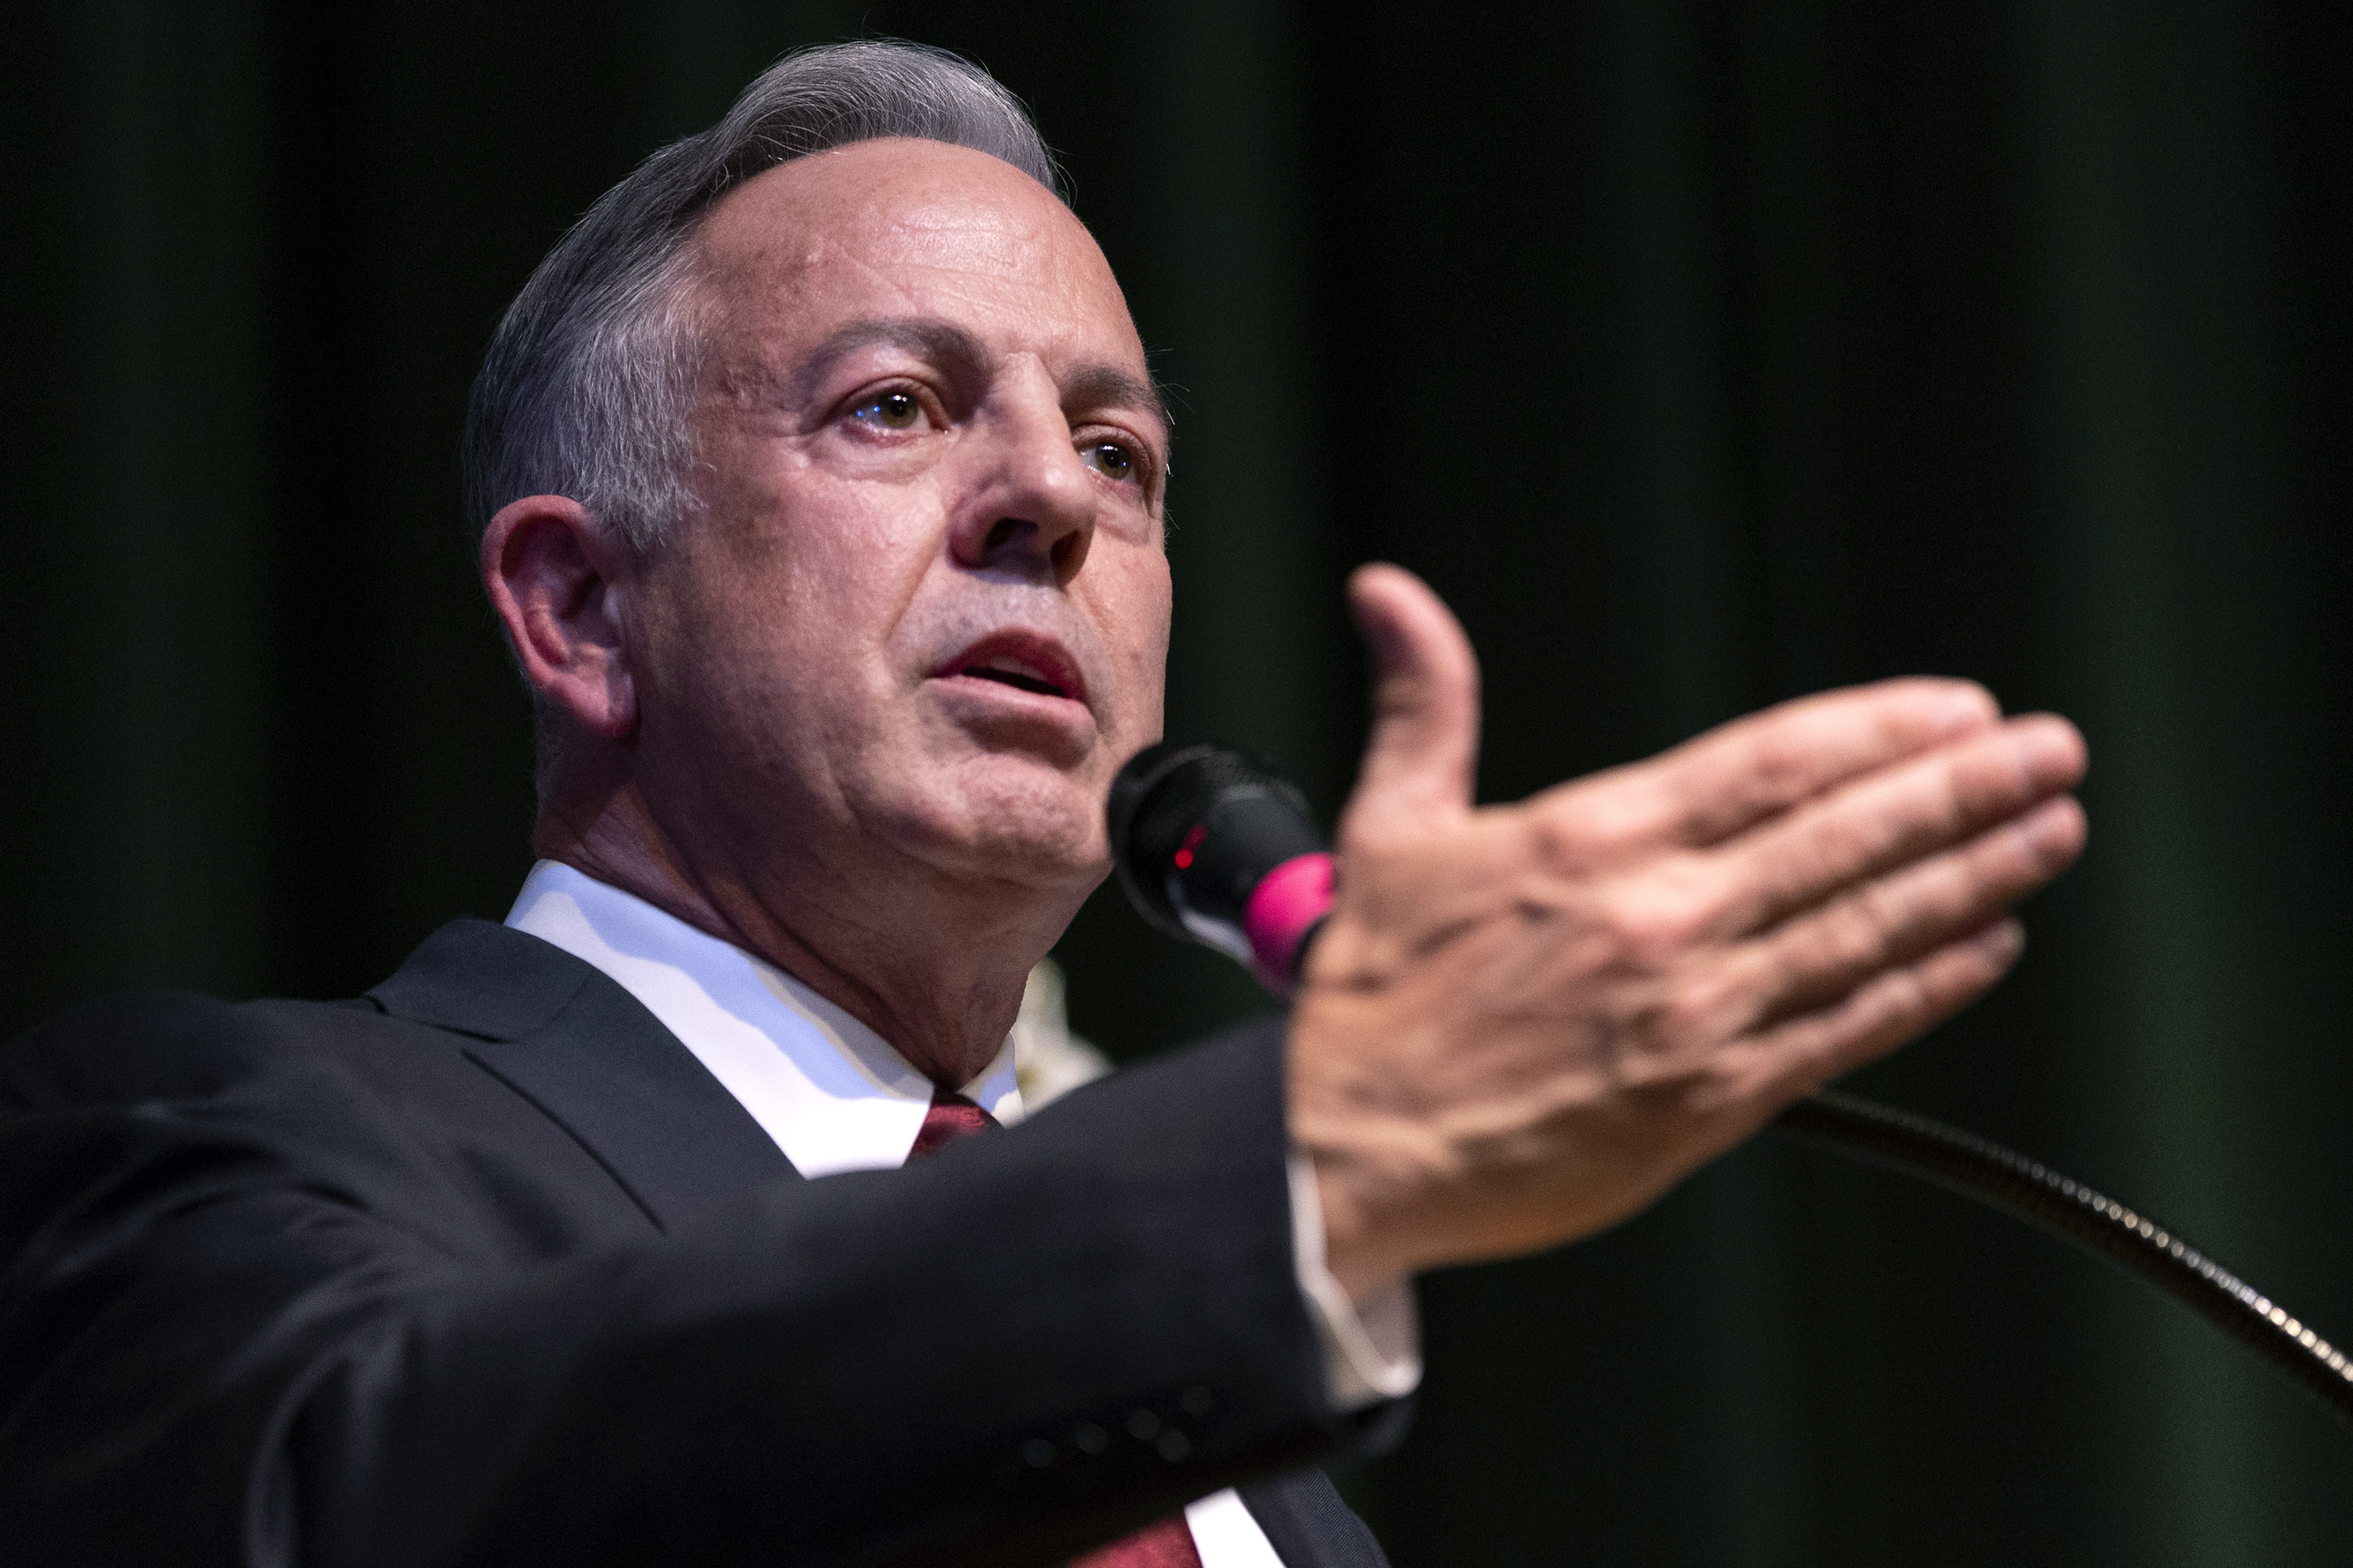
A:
[480,495,638,739]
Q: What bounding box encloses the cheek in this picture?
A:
[773,482,946,626]
[631,532,831,752]
[1118,556,1175,729]
[694,472,940,665]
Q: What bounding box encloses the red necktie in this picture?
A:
[905,1089,1205,1568]
[908,1089,1000,1157]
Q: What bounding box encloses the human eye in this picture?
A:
[845,387,931,433]
[1078,437,1144,487]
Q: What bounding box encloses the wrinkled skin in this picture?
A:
[484,139,1170,1088]
[482,138,2089,1294]
[1294,568,2084,1292]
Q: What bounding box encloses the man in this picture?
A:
[0,40,2087,1568]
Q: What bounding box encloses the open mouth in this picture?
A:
[935,630,1088,708]
[962,665,1067,699]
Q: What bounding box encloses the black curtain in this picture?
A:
[6,3,2349,1560]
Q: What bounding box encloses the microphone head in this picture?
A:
[1107,742,1334,996]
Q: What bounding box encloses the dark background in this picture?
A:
[6,2,2350,1561]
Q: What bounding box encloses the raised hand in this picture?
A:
[1290,564,2089,1296]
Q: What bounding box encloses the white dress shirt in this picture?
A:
[506,860,1414,1566]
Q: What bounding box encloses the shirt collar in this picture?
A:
[503,860,1024,1177]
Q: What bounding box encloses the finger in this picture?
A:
[1734,916,2027,1105]
[1535,678,2003,855]
[1339,564,1483,846]
[1705,714,2087,939]
[1718,794,2084,1034]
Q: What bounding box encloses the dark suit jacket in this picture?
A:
[0,919,1398,1567]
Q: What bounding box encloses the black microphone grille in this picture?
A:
[1106,742,1333,993]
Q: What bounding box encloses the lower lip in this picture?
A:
[929,672,1094,723]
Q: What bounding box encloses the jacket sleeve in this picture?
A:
[0,991,1394,1568]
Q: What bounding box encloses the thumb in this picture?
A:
[1340,563,1482,846]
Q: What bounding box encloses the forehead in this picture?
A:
[692,138,1147,377]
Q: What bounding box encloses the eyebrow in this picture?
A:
[783,316,1171,436]
[785,318,982,410]
[1059,363,1172,439]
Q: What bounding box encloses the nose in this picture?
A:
[948,366,1099,587]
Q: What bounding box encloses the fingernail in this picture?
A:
[1989,919,2025,959]
[2018,721,2088,784]
[1934,684,1998,730]
[2020,796,2084,853]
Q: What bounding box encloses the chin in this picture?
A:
[891,752,1112,889]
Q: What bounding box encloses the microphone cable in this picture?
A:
[1108,740,2353,1431]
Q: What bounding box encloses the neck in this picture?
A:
[534,760,1086,1090]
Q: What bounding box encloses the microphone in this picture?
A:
[1106,742,1334,996]
[1105,739,2353,1430]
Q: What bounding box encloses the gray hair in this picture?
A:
[461,39,1063,555]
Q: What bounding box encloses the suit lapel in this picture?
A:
[1237,1470,1393,1568]
[368,919,799,1232]
[370,923,1391,1566]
